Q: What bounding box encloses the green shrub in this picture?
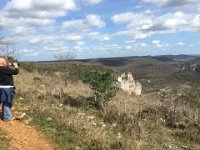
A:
[65,64,118,108]
[20,62,38,72]
[21,62,118,108]
[83,70,116,107]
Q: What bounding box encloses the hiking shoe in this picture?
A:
[4,117,16,122]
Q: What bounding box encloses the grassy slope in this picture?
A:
[14,69,119,149]
[14,58,200,149]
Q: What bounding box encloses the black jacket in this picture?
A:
[0,66,19,86]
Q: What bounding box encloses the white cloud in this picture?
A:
[126,46,132,50]
[101,36,110,41]
[112,12,136,24]
[88,45,123,51]
[74,45,80,50]
[4,28,84,51]
[63,35,82,41]
[43,46,58,51]
[131,43,148,50]
[116,29,150,40]
[0,0,198,61]
[0,0,107,51]
[24,52,39,57]
[21,49,31,53]
[1,0,77,32]
[104,44,119,49]
[124,40,135,43]
[86,15,106,28]
[111,12,153,39]
[82,0,102,5]
[29,37,42,44]
[61,14,106,31]
[28,52,39,56]
[43,44,70,51]
[152,40,169,48]
[112,11,200,39]
[2,17,54,29]
[146,12,200,33]
[152,40,162,47]
[101,43,148,51]
[88,32,100,40]
[4,0,76,17]
[77,41,85,46]
[10,26,36,36]
[68,43,149,54]
[176,42,186,46]
[141,0,200,7]
[152,40,160,44]
[88,32,100,36]
[139,43,147,47]
[112,12,152,28]
[61,20,87,30]
[88,32,110,41]
[134,33,150,40]
[28,35,58,44]
[4,0,32,11]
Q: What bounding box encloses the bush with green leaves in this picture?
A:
[83,70,117,109]
[67,64,118,108]
[21,62,118,108]
[20,62,38,72]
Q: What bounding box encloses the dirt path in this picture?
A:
[0,119,54,150]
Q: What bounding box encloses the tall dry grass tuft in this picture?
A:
[103,92,164,149]
[103,86,200,149]
[15,69,93,99]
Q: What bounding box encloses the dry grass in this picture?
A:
[15,69,93,99]
[13,67,200,149]
[103,92,163,149]
[14,69,119,149]
[103,88,200,149]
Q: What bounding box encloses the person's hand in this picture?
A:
[12,62,18,68]
[8,62,12,66]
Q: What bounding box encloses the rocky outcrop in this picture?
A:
[117,72,142,95]
[181,63,200,72]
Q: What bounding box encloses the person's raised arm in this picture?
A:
[0,62,19,75]
[12,62,18,69]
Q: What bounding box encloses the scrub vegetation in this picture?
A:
[12,56,200,149]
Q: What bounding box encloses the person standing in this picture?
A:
[0,57,19,121]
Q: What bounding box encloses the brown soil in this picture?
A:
[0,119,54,150]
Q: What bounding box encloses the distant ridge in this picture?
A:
[34,54,200,64]
[71,54,200,62]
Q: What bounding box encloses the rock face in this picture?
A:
[117,72,142,95]
[181,63,200,72]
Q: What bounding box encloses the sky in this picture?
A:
[0,0,200,61]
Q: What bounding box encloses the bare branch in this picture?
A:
[54,51,76,61]
[0,24,19,61]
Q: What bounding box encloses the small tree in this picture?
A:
[54,51,76,61]
[0,24,19,61]
[83,70,117,109]
[0,24,4,55]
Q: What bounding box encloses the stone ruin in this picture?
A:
[117,72,142,95]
